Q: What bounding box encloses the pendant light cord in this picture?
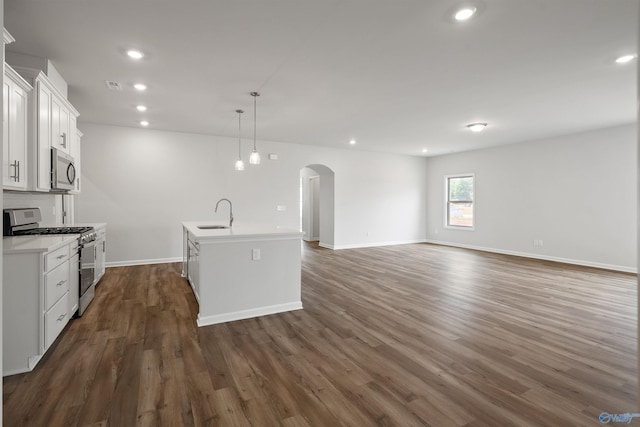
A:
[236,109,243,159]
[253,94,257,150]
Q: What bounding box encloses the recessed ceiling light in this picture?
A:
[615,54,637,64]
[140,120,149,127]
[454,7,476,21]
[126,49,144,60]
[466,122,487,132]
[136,105,148,112]
[349,139,357,145]
[422,148,428,153]
[133,83,147,91]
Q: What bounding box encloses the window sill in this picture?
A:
[444,225,475,231]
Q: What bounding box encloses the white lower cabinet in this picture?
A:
[44,292,69,350]
[94,225,106,285]
[68,253,79,318]
[3,238,78,375]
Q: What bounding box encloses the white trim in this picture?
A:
[318,242,334,249]
[424,239,637,273]
[332,239,428,250]
[106,257,182,267]
[444,173,475,230]
[197,301,303,327]
[3,28,15,45]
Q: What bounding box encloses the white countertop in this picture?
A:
[183,221,302,242]
[3,234,78,254]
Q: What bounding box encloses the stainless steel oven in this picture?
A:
[79,238,97,316]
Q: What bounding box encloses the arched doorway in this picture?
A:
[300,164,335,249]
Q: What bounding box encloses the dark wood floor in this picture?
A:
[3,242,637,426]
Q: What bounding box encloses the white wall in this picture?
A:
[76,123,427,265]
[426,124,637,272]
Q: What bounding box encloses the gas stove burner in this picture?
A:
[17,226,94,235]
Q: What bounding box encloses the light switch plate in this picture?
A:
[252,248,261,260]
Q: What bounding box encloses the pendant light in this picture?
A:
[249,91,261,165]
[235,109,245,171]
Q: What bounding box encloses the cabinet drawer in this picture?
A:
[45,245,70,271]
[44,291,69,350]
[45,260,69,309]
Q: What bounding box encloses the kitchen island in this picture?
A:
[182,222,303,327]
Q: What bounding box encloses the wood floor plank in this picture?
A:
[2,242,636,426]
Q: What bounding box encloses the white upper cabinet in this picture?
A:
[3,64,32,190]
[69,128,82,194]
[11,66,80,192]
[51,94,71,154]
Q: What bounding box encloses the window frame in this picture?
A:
[444,173,475,230]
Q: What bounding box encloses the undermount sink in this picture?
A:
[197,225,230,230]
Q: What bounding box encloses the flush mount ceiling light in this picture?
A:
[349,139,357,145]
[466,122,487,132]
[615,54,637,64]
[136,105,147,112]
[140,120,149,127]
[235,109,245,171]
[422,148,428,153]
[133,83,147,91]
[454,7,476,21]
[249,92,261,165]
[126,49,144,60]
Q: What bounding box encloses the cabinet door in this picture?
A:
[3,77,28,190]
[3,80,9,186]
[68,253,79,318]
[37,83,53,190]
[51,96,70,153]
[94,236,106,285]
[70,128,81,193]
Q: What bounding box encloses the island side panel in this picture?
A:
[196,237,302,326]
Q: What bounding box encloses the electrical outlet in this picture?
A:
[252,248,261,261]
[277,205,286,211]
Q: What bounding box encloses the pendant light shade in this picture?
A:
[249,92,261,165]
[235,109,245,171]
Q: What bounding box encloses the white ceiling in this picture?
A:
[4,0,638,157]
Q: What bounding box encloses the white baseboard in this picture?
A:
[197,301,303,327]
[424,239,637,273]
[106,257,182,268]
[332,239,428,250]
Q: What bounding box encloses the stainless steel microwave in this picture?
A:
[51,147,76,192]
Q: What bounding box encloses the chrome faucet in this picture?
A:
[215,198,234,227]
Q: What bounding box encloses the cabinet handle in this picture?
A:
[60,132,67,148]
[56,254,66,259]
[9,160,19,182]
[57,313,66,322]
[56,280,67,287]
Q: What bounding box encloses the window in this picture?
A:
[445,174,474,229]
